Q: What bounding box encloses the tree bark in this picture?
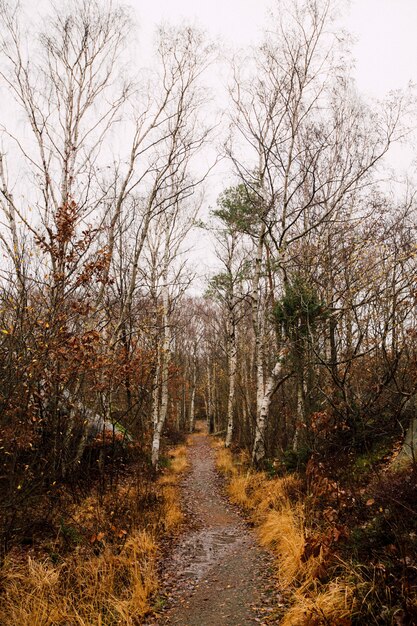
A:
[225,314,237,448]
[252,348,287,465]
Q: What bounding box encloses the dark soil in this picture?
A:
[149,424,278,626]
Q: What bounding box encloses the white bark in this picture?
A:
[252,348,287,465]
[206,356,213,432]
[225,312,237,448]
[252,228,266,418]
[189,355,197,433]
[189,382,196,433]
[151,216,171,468]
[152,351,160,430]
[151,277,171,467]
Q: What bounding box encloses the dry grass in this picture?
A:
[0,531,158,625]
[215,445,237,476]
[281,581,355,625]
[159,484,184,530]
[0,441,190,625]
[215,440,356,625]
[228,474,252,508]
[258,504,307,587]
[251,474,302,516]
[168,444,189,475]
[157,443,189,530]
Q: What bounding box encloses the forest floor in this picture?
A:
[148,423,278,625]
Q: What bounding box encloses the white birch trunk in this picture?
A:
[252,230,266,418]
[212,361,218,432]
[151,345,161,430]
[225,312,237,448]
[252,349,287,465]
[189,361,197,433]
[206,357,213,432]
[250,226,270,461]
[151,263,171,467]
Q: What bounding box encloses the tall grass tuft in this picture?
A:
[215,441,355,625]
[281,581,355,625]
[0,531,157,625]
[158,443,189,530]
[0,441,189,625]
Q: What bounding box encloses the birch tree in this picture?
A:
[210,186,250,446]
[228,0,412,464]
[0,2,213,474]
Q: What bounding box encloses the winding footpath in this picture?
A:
[152,425,277,626]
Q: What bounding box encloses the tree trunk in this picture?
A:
[252,229,266,418]
[225,315,237,448]
[189,362,197,433]
[252,349,287,465]
[151,279,171,468]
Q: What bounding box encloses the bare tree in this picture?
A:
[227,0,413,464]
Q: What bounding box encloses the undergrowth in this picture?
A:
[214,441,356,625]
[215,440,417,624]
[0,444,188,625]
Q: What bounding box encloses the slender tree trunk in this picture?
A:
[250,227,270,460]
[189,359,197,433]
[151,274,171,467]
[252,348,287,465]
[206,357,213,432]
[225,313,237,448]
[241,354,251,445]
[152,345,161,430]
[292,370,306,452]
[176,398,181,431]
[252,229,266,418]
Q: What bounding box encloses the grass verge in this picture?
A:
[214,442,356,625]
[0,444,189,625]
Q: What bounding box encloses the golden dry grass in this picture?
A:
[216,439,356,625]
[0,531,158,626]
[258,504,307,587]
[215,445,237,476]
[159,484,184,530]
[228,474,252,508]
[0,441,190,625]
[225,465,302,514]
[168,445,189,474]
[281,581,355,625]
[158,442,189,530]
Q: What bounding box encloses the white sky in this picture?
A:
[24,0,417,96]
[128,0,417,280]
[129,0,417,97]
[17,0,417,286]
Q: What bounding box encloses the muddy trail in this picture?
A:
[150,424,277,626]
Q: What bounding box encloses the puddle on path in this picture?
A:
[150,427,277,626]
[169,526,239,582]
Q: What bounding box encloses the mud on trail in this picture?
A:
[149,425,277,626]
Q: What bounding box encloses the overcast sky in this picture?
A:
[129,0,417,97]
[124,0,417,278]
[18,0,417,284]
[102,0,417,280]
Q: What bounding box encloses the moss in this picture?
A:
[351,443,391,480]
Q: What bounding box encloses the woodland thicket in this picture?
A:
[0,0,416,623]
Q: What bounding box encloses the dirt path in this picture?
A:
[151,425,277,626]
